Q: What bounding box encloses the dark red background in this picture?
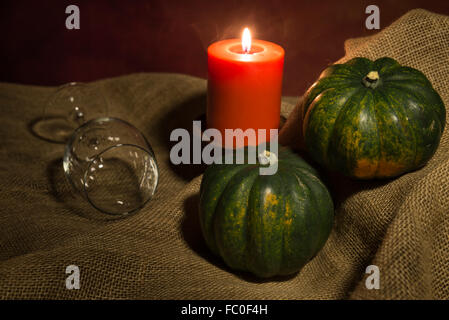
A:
[1,0,448,95]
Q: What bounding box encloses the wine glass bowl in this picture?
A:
[63,117,159,216]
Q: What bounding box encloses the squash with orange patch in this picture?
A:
[302,57,446,179]
[199,147,334,278]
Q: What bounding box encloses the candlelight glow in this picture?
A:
[242,27,251,53]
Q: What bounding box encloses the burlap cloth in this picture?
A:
[0,9,448,299]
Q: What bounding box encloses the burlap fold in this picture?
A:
[0,9,448,299]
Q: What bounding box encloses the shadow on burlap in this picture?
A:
[0,9,447,299]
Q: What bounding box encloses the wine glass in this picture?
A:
[33,82,108,143]
[63,117,159,216]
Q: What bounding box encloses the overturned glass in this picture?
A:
[63,117,159,216]
[33,82,108,143]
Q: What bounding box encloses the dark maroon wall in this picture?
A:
[1,0,448,96]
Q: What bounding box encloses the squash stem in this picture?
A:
[362,71,380,89]
[258,150,278,166]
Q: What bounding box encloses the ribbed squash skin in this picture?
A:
[303,57,446,179]
[199,148,334,278]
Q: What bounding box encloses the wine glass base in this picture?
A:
[31,116,78,143]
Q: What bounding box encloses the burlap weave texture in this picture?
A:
[0,9,448,299]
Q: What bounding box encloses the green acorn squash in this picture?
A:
[302,57,446,179]
[199,147,334,278]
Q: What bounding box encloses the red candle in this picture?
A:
[207,28,284,147]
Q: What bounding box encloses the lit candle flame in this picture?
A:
[242,27,251,53]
